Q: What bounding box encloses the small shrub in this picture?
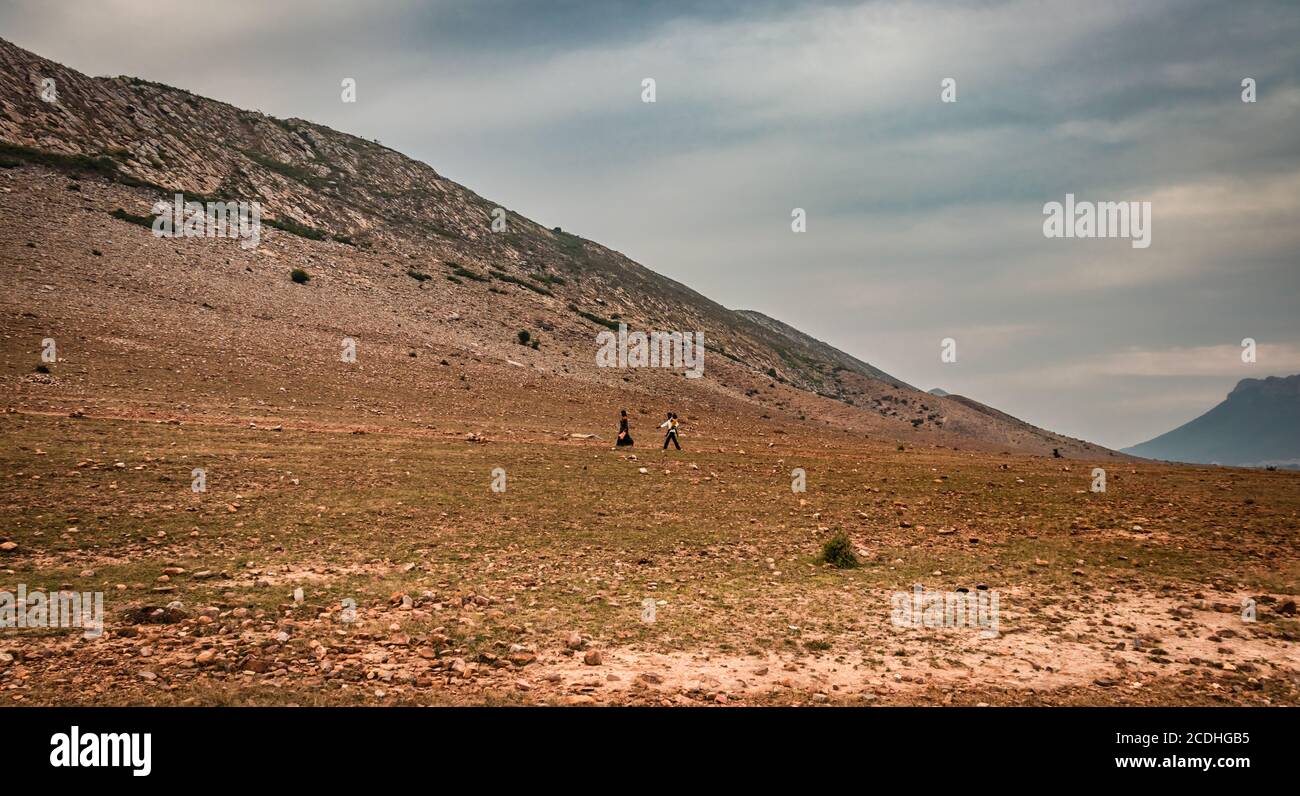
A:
[406,269,431,282]
[818,532,859,569]
[290,268,310,284]
[517,330,531,345]
[530,340,540,350]
[33,364,50,374]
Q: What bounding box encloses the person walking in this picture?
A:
[616,409,634,447]
[660,412,681,450]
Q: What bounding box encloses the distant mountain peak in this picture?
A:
[1124,374,1300,467]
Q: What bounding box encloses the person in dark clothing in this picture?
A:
[616,409,634,447]
[660,412,681,450]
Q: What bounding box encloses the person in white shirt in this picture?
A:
[660,412,681,450]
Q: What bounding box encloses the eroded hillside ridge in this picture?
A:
[1,36,1104,456]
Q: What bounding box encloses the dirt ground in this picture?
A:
[2,410,1296,706]
[1,161,1296,707]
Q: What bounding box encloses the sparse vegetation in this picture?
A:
[491,270,552,296]
[567,304,619,330]
[3,40,1296,713]
[0,142,165,191]
[818,532,859,569]
[265,216,328,241]
[447,262,488,282]
[242,149,326,186]
[0,141,118,178]
[553,229,591,269]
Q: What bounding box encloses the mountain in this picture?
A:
[0,37,1107,457]
[1123,375,1300,467]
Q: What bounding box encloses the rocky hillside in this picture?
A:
[0,36,1108,457]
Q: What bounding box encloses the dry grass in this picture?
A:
[2,413,1297,706]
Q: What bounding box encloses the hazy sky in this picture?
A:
[3,0,1298,448]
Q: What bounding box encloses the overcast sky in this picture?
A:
[4,0,1298,448]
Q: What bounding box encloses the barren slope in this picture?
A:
[0,36,1105,457]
